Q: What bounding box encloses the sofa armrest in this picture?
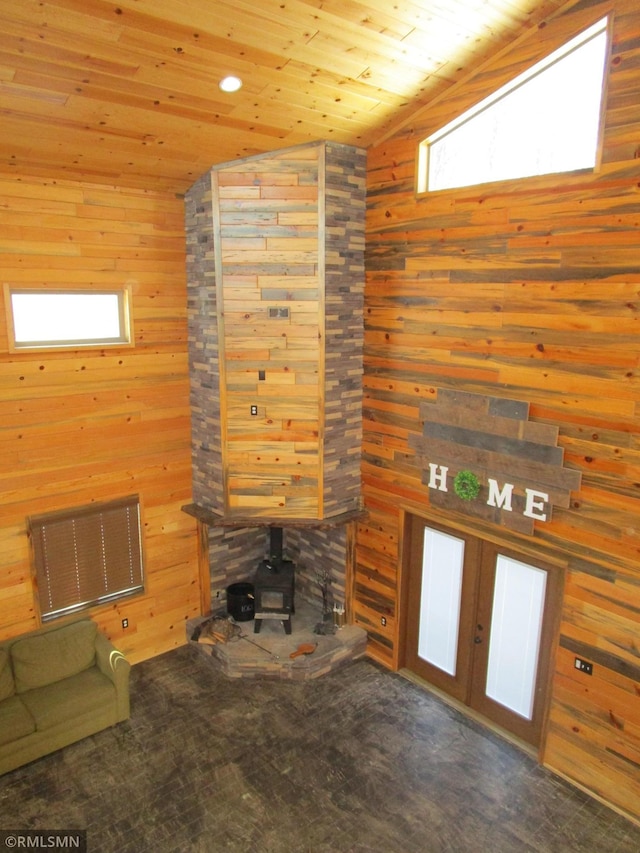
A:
[95,632,131,721]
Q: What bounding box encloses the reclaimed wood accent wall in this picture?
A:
[186,141,365,522]
[287,525,350,613]
[183,510,361,622]
[206,526,267,603]
[193,521,356,622]
[0,175,199,664]
[361,0,640,821]
[185,142,365,622]
[322,146,367,517]
[411,388,582,535]
[186,170,224,514]
[217,143,323,519]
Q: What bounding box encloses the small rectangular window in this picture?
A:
[5,286,133,350]
[29,496,144,621]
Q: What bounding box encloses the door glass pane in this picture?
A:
[485,555,547,719]
[418,527,465,676]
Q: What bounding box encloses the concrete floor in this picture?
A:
[0,645,639,853]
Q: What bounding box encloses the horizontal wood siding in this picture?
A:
[362,0,640,820]
[323,143,367,518]
[0,175,199,664]
[287,525,349,610]
[217,145,323,519]
[187,141,365,522]
[186,170,225,513]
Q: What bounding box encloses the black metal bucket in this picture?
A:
[226,582,255,621]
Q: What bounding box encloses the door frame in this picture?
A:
[403,517,482,704]
[397,505,565,756]
[469,540,565,746]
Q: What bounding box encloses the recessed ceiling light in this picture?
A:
[219,76,243,93]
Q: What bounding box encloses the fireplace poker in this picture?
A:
[238,632,280,660]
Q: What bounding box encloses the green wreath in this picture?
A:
[453,469,480,501]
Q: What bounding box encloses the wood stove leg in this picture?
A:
[284,619,292,635]
[254,619,262,633]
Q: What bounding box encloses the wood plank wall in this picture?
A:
[215,144,323,519]
[322,143,367,518]
[0,175,199,664]
[186,170,225,515]
[187,141,365,522]
[184,142,365,629]
[360,0,640,821]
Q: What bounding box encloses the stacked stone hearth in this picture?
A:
[186,599,367,680]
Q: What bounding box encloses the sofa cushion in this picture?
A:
[20,668,115,731]
[12,621,98,693]
[0,695,36,746]
[0,648,15,701]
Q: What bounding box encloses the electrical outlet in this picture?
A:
[250,405,258,416]
[122,618,128,629]
[381,616,387,627]
[575,657,593,675]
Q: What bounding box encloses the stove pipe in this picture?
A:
[267,526,284,570]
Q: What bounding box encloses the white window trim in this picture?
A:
[417,16,611,195]
[4,284,134,352]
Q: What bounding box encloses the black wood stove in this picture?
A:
[253,527,295,634]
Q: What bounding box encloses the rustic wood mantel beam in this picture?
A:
[181,503,367,530]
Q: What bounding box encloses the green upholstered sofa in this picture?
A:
[0,618,130,775]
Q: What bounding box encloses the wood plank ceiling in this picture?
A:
[0,0,567,193]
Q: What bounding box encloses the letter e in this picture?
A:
[523,489,549,521]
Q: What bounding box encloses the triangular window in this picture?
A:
[418,17,609,193]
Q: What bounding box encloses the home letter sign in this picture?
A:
[410,389,581,535]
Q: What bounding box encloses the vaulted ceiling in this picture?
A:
[0,0,567,193]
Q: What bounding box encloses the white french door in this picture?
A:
[404,516,561,747]
[484,554,547,719]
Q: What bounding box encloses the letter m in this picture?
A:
[487,479,514,511]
